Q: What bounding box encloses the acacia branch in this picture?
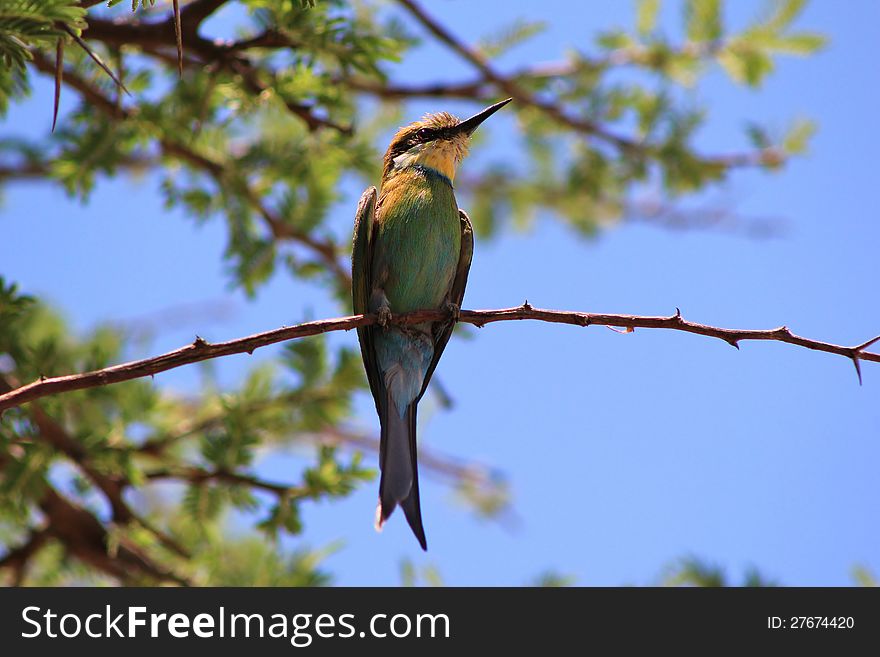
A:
[144,466,306,497]
[136,401,507,500]
[393,0,782,169]
[78,5,348,134]
[0,529,50,586]
[63,0,783,171]
[0,450,188,586]
[0,375,192,560]
[395,0,635,151]
[1,304,876,413]
[28,50,349,287]
[37,484,189,585]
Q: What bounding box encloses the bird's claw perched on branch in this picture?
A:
[376,305,392,329]
[444,301,461,323]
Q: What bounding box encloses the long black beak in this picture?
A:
[452,98,513,137]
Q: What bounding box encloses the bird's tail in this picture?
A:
[377,401,426,550]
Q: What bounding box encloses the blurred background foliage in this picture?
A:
[0,0,865,586]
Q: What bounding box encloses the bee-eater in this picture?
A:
[352,98,512,549]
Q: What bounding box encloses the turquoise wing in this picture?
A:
[417,207,474,401]
[352,186,384,414]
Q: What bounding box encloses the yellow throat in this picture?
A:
[392,138,466,182]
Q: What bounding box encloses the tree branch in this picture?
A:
[177,0,230,31]
[78,9,349,134]
[0,375,192,559]
[144,466,307,497]
[37,485,189,585]
[395,0,640,152]
[0,448,188,585]
[393,0,782,169]
[0,529,50,586]
[1,304,876,413]
[137,401,507,500]
[28,50,349,287]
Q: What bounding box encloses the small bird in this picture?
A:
[352,98,512,549]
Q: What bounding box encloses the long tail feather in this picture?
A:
[401,404,426,549]
[378,402,427,550]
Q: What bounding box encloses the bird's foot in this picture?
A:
[376,304,392,329]
[444,300,461,323]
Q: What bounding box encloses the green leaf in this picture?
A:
[765,32,826,55]
[718,45,774,87]
[637,0,661,36]
[596,30,634,50]
[851,565,878,587]
[283,337,328,387]
[182,484,225,523]
[0,0,86,109]
[764,0,807,31]
[685,0,722,43]
[782,118,816,154]
[478,18,547,58]
[259,497,303,536]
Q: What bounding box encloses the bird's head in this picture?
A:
[382,98,512,183]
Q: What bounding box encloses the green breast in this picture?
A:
[373,168,461,313]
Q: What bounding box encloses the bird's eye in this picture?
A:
[416,128,433,140]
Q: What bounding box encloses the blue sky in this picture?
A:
[2,0,878,585]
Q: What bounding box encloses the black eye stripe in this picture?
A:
[388,126,449,159]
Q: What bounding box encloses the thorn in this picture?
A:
[246,349,254,355]
[39,375,46,382]
[726,339,740,350]
[172,0,184,78]
[851,355,863,386]
[522,300,532,311]
[772,325,792,339]
[854,334,880,352]
[606,326,632,334]
[62,25,131,96]
[193,336,208,348]
[674,307,682,319]
[52,38,64,133]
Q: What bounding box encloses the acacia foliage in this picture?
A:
[0,0,823,585]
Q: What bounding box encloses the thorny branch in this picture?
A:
[144,466,311,497]
[9,0,789,294]
[56,0,778,166]
[136,386,499,477]
[0,374,504,584]
[0,529,50,586]
[395,0,636,151]
[3,0,839,586]
[27,50,350,287]
[1,303,876,413]
[393,0,778,169]
[0,450,189,586]
[78,3,349,133]
[0,374,193,579]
